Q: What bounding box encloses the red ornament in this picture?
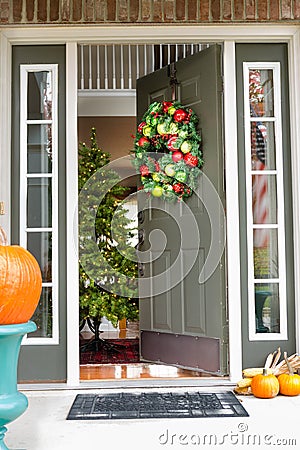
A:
[167,136,179,151]
[138,121,146,133]
[162,101,173,113]
[139,165,150,176]
[173,109,188,123]
[138,136,150,147]
[172,151,183,163]
[155,161,161,172]
[173,183,184,194]
[184,153,199,167]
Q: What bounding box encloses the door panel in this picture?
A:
[11,46,66,382]
[236,44,295,368]
[137,45,228,375]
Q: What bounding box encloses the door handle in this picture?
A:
[138,263,145,277]
[138,229,145,246]
[138,211,145,224]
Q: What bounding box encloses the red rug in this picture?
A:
[80,338,140,365]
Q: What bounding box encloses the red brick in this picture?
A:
[83,0,94,21]
[119,0,129,20]
[281,0,292,19]
[187,0,197,21]
[257,0,268,20]
[61,0,71,21]
[13,0,22,22]
[269,0,279,20]
[37,0,47,22]
[164,0,175,21]
[222,0,232,20]
[246,0,255,19]
[200,0,209,20]
[95,0,106,20]
[0,1,9,23]
[129,0,139,21]
[211,0,220,21]
[50,0,59,21]
[176,0,186,20]
[152,0,163,22]
[294,0,300,19]
[72,0,82,21]
[26,0,34,21]
[234,0,244,20]
[107,0,117,20]
[142,0,152,21]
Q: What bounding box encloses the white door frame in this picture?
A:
[1,25,300,387]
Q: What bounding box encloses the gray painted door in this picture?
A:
[236,44,295,368]
[12,46,67,382]
[137,45,228,375]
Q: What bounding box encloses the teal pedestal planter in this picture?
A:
[0,321,36,450]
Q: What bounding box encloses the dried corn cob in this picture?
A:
[237,378,252,388]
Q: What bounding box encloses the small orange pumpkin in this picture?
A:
[251,368,279,399]
[278,352,300,396]
[0,225,42,325]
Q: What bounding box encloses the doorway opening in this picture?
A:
[77,42,228,382]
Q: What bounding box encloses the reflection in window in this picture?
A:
[20,64,58,343]
[249,69,274,117]
[244,62,287,339]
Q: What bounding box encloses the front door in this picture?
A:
[11,46,67,382]
[137,45,228,375]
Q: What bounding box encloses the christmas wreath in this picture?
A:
[132,101,203,202]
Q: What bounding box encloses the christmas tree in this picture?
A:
[78,128,138,333]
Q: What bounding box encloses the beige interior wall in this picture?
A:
[78,116,136,161]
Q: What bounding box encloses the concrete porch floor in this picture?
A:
[6,386,300,450]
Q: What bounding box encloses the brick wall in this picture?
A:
[1,0,300,25]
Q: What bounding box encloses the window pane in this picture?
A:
[253,229,278,279]
[252,174,277,224]
[27,124,52,173]
[254,283,280,333]
[30,287,53,338]
[27,232,52,282]
[27,71,52,120]
[27,178,52,228]
[249,69,274,117]
[251,121,276,170]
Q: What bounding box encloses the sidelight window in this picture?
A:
[20,65,58,344]
[243,63,287,341]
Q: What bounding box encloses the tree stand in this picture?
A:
[80,318,122,354]
[0,321,36,450]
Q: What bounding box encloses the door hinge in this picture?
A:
[168,62,178,101]
[223,323,229,344]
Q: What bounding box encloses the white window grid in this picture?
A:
[20,64,59,345]
[243,62,287,341]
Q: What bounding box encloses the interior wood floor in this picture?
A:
[80,363,211,381]
[80,321,219,381]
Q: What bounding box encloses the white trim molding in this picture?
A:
[289,29,300,355]
[0,33,11,242]
[66,42,80,386]
[223,41,243,382]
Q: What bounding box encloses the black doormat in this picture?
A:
[67,391,248,420]
[80,338,140,364]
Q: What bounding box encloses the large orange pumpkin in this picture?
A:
[251,369,279,399]
[278,352,300,396]
[0,226,42,325]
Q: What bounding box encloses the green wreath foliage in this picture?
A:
[132,101,203,202]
